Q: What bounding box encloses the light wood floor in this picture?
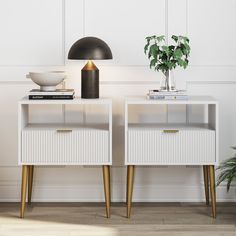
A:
[0,203,235,236]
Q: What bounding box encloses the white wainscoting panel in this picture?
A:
[0,84,34,166]
[0,66,64,82]
[65,0,84,58]
[187,83,236,162]
[84,0,166,66]
[188,0,236,66]
[0,0,64,66]
[0,0,235,202]
[185,66,236,82]
[168,0,187,40]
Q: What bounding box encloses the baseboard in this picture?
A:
[0,182,235,202]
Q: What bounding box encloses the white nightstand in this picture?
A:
[18,97,112,218]
[125,96,218,218]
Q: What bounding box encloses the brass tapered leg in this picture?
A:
[209,165,216,218]
[102,165,111,218]
[108,166,111,202]
[127,165,134,218]
[20,165,28,218]
[28,166,34,205]
[203,165,209,205]
[126,166,130,205]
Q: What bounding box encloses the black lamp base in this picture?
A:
[81,61,99,99]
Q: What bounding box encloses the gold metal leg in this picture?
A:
[108,166,111,203]
[126,166,130,205]
[102,165,111,218]
[20,165,28,218]
[203,165,209,205]
[209,165,216,218]
[28,165,34,205]
[127,165,134,218]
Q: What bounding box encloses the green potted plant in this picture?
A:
[217,147,236,191]
[144,35,190,91]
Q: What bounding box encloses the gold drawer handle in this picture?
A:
[163,130,179,133]
[56,129,72,133]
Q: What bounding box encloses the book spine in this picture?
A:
[29,95,74,100]
[149,93,187,96]
[149,90,187,95]
[29,92,74,96]
[147,95,188,100]
[149,92,187,96]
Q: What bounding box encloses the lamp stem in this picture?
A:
[81,60,99,98]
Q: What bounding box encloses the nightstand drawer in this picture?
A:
[21,129,109,164]
[128,129,215,164]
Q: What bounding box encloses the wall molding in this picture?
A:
[187,81,236,85]
[62,0,66,66]
[1,80,236,85]
[165,0,169,43]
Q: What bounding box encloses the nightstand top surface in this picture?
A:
[19,96,112,105]
[125,96,218,104]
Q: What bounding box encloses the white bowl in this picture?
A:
[28,71,66,91]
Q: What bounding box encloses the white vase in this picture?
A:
[160,70,176,91]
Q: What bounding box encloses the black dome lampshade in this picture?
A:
[68,37,113,99]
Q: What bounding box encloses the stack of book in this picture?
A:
[28,89,75,100]
[147,90,188,100]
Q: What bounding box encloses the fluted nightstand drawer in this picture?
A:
[127,125,215,165]
[21,125,110,165]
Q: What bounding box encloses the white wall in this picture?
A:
[0,0,236,202]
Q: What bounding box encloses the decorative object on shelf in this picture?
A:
[144,35,190,91]
[68,37,113,99]
[147,89,188,100]
[28,89,75,100]
[217,147,236,192]
[27,71,66,91]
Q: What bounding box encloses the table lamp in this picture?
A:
[68,37,113,98]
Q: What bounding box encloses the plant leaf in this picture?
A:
[150,58,157,68]
[174,48,183,58]
[217,154,236,192]
[156,35,165,42]
[171,35,178,43]
[150,44,159,57]
[144,43,149,54]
